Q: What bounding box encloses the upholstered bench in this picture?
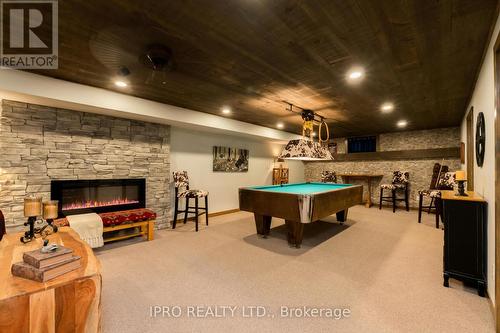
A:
[54,208,156,243]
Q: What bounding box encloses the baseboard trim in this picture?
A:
[171,208,239,224]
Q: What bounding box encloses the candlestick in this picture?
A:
[21,196,58,243]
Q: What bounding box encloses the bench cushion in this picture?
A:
[54,208,156,228]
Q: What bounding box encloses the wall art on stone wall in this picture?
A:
[213,146,249,172]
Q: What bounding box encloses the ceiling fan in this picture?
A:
[88,24,203,86]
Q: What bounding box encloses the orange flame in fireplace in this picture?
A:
[62,198,139,211]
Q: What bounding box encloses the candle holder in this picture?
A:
[42,200,59,235]
[21,196,42,243]
[20,198,59,243]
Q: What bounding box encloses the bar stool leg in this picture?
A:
[379,188,383,210]
[405,187,409,211]
[418,194,423,223]
[205,196,209,226]
[392,189,396,213]
[183,197,189,224]
[435,198,441,229]
[195,197,199,232]
[173,195,179,229]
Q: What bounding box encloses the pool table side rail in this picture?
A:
[239,189,303,222]
[310,185,363,221]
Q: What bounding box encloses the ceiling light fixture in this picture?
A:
[347,68,364,81]
[222,106,231,114]
[397,120,408,128]
[277,122,284,129]
[114,81,127,88]
[278,106,333,161]
[381,103,394,113]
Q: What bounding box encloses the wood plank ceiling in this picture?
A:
[29,0,499,137]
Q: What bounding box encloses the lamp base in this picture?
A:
[456,180,468,197]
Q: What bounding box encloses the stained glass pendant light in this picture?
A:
[278,109,333,161]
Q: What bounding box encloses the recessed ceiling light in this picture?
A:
[397,120,408,128]
[277,122,284,129]
[381,103,394,113]
[114,81,127,88]
[347,68,364,81]
[222,106,231,114]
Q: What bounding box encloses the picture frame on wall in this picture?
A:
[213,146,249,172]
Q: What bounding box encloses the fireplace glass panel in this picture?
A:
[51,179,146,216]
[61,184,140,211]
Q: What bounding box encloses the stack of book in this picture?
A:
[11,246,81,282]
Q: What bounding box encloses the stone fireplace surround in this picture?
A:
[0,99,170,229]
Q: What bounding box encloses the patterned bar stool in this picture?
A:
[419,172,456,228]
[321,171,337,183]
[379,171,410,212]
[417,163,448,228]
[172,171,209,232]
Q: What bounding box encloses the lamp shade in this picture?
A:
[278,139,334,161]
[455,170,466,181]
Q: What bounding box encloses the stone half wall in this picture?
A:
[305,127,461,208]
[0,100,170,229]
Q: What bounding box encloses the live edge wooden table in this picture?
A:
[239,182,362,248]
[337,173,383,208]
[0,227,102,333]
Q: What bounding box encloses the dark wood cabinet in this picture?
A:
[441,191,487,296]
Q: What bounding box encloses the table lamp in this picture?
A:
[455,170,467,196]
[22,196,42,243]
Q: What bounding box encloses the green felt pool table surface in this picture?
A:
[247,182,352,195]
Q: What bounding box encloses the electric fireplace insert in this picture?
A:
[51,179,146,217]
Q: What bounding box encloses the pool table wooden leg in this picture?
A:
[336,209,348,223]
[285,220,304,248]
[254,214,272,238]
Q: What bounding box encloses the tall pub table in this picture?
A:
[0,227,102,332]
[337,173,383,208]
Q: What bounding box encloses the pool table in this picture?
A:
[239,182,363,248]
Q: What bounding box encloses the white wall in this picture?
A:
[170,127,305,217]
[460,13,500,303]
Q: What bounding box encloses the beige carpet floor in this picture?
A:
[95,206,494,333]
